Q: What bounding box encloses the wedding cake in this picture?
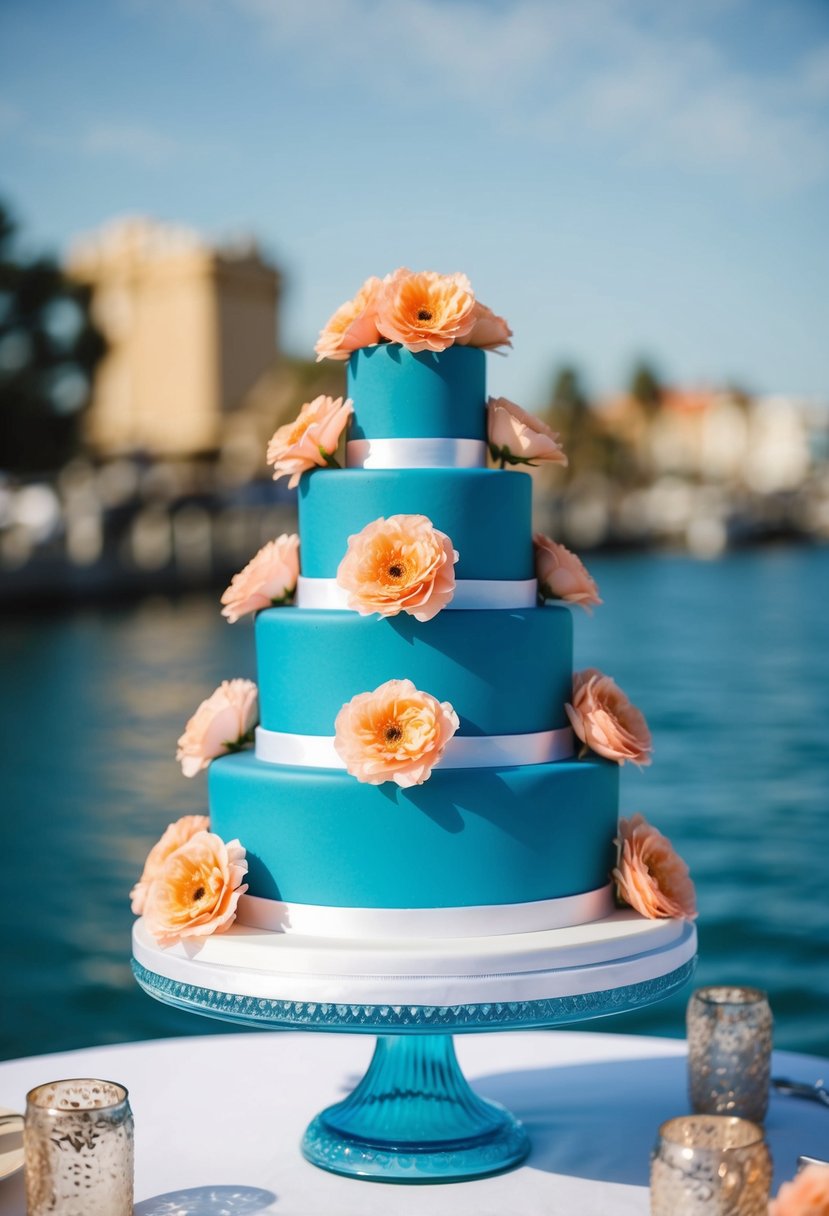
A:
[131,269,696,1012]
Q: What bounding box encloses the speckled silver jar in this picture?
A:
[24,1078,133,1216]
[651,1114,771,1216]
[687,987,772,1123]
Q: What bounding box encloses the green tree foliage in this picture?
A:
[629,359,662,414]
[545,363,605,481]
[0,202,106,473]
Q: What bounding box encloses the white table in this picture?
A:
[0,1031,826,1216]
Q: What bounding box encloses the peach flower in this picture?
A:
[770,1165,829,1216]
[613,813,697,920]
[176,678,258,777]
[457,301,513,352]
[130,814,210,915]
[220,533,300,623]
[533,533,602,612]
[142,830,248,947]
[314,275,383,361]
[266,395,353,489]
[334,678,459,788]
[487,397,568,468]
[336,514,458,622]
[375,268,477,353]
[566,668,652,766]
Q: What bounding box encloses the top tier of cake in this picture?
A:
[346,345,486,446]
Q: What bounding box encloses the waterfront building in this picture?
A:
[65,218,282,459]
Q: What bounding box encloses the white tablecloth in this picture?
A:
[0,1031,826,1216]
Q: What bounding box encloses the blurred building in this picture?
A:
[66,218,281,458]
[598,387,814,492]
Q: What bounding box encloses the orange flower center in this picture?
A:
[384,724,403,743]
[193,885,206,903]
[417,308,433,322]
[387,563,404,579]
[287,415,313,444]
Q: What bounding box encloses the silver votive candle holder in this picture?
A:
[650,1114,772,1216]
[24,1078,134,1216]
[687,986,773,1123]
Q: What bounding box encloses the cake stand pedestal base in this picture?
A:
[301,1033,528,1182]
[132,912,696,1183]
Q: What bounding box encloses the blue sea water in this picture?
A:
[1,546,827,1062]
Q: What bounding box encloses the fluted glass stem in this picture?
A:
[302,1033,529,1182]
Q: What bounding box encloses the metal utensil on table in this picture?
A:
[771,1077,829,1108]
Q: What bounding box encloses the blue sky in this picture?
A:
[1,0,828,407]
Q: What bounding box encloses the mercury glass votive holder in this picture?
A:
[24,1078,134,1216]
[687,987,772,1123]
[650,1115,772,1216]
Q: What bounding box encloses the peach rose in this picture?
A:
[314,276,383,361]
[457,301,513,352]
[220,533,300,623]
[487,397,568,468]
[266,395,353,489]
[130,814,210,915]
[334,678,459,788]
[176,678,258,777]
[336,514,458,622]
[566,668,652,766]
[770,1165,829,1216]
[375,268,476,353]
[142,830,248,947]
[613,813,697,920]
[533,533,602,612]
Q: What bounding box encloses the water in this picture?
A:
[1,547,827,1062]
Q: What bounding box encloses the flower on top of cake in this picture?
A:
[334,678,459,787]
[314,268,512,360]
[613,813,697,920]
[137,824,249,947]
[336,515,458,622]
[267,395,353,488]
[566,668,652,767]
[533,534,602,613]
[176,678,258,777]
[769,1164,829,1216]
[220,534,300,623]
[488,397,568,469]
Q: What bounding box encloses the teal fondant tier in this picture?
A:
[256,605,572,735]
[347,345,485,441]
[299,468,532,579]
[209,751,619,908]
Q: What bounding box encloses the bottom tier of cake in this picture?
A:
[208,751,620,914]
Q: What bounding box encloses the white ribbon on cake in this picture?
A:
[296,575,539,611]
[237,884,615,940]
[255,724,575,768]
[346,437,487,469]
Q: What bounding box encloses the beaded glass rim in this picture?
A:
[132,956,696,1034]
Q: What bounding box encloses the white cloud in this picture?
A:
[232,0,829,191]
[81,122,181,168]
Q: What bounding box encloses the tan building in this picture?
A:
[66,218,281,458]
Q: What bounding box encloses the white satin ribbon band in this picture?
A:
[255,725,574,769]
[346,438,487,469]
[296,576,538,611]
[238,885,615,940]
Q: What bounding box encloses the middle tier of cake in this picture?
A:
[255,605,573,735]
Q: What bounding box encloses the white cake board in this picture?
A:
[132,909,696,1012]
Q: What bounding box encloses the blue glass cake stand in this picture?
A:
[132,916,696,1184]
